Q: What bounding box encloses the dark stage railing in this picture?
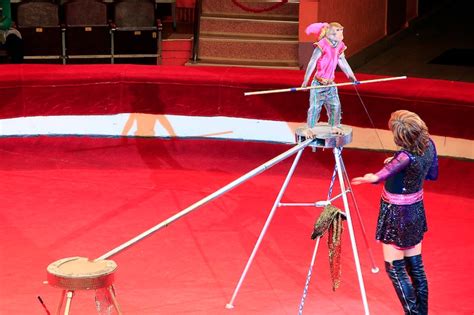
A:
[192,0,202,62]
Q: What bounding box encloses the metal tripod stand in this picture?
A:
[225,124,378,314]
[50,124,378,314]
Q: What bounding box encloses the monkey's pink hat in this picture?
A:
[305,22,329,40]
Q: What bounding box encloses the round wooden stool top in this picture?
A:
[47,257,117,290]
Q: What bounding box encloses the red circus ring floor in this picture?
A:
[0,136,472,314]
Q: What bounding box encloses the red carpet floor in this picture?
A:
[0,136,472,314]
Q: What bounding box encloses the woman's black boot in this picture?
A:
[405,255,428,314]
[385,259,419,314]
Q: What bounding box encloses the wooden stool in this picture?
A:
[46,257,122,315]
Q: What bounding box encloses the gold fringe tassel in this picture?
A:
[311,204,346,291]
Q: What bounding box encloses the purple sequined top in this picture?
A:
[374,139,438,204]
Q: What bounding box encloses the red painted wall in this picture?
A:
[298,0,320,43]
[299,0,419,57]
[407,0,418,21]
[318,0,387,56]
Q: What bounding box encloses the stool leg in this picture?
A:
[56,290,66,315]
[64,291,74,315]
[107,285,123,315]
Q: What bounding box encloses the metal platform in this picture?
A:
[295,123,352,148]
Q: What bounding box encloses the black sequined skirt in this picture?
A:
[375,199,428,248]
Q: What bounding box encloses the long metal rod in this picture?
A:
[95,139,314,261]
[278,190,350,207]
[110,29,115,64]
[61,28,66,65]
[64,291,73,315]
[64,54,158,59]
[340,158,379,273]
[24,55,63,60]
[244,76,407,96]
[157,19,163,65]
[279,202,322,207]
[333,148,370,314]
[298,237,320,315]
[226,148,305,309]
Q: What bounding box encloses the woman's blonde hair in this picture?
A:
[388,110,430,155]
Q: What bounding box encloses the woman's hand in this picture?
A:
[351,173,379,185]
[384,157,394,164]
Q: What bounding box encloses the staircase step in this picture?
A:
[199,36,298,61]
[188,57,300,69]
[162,50,191,59]
[162,58,190,66]
[162,39,193,51]
[202,0,299,21]
[200,16,298,39]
